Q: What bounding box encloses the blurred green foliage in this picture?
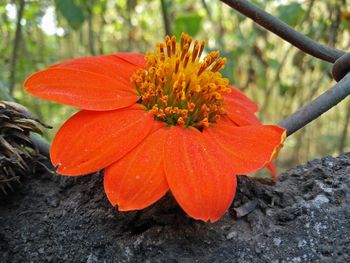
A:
[277,2,305,26]
[174,13,203,38]
[55,0,85,29]
[0,0,349,171]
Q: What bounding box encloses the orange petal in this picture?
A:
[164,126,237,222]
[227,85,259,113]
[51,105,155,175]
[222,115,278,178]
[115,53,146,69]
[224,86,281,177]
[51,54,144,81]
[104,127,169,211]
[224,99,261,126]
[224,85,261,126]
[24,54,143,110]
[204,122,286,174]
[266,163,277,180]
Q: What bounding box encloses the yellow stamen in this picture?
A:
[180,33,187,50]
[192,40,199,62]
[177,117,185,126]
[175,58,180,74]
[198,40,205,58]
[132,34,230,128]
[183,53,190,69]
[181,44,189,60]
[166,40,172,58]
[171,36,176,55]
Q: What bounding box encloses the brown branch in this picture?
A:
[220,0,350,137]
[278,73,350,136]
[260,0,315,113]
[220,0,345,63]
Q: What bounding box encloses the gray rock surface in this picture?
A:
[1,154,350,263]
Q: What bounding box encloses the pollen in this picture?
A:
[131,33,231,128]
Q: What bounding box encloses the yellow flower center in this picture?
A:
[132,33,231,128]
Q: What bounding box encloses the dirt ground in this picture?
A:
[1,153,350,263]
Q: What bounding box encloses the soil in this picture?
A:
[1,153,350,263]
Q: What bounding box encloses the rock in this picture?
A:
[1,153,350,262]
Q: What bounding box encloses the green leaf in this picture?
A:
[268,58,280,70]
[251,0,271,9]
[277,2,305,27]
[174,13,203,38]
[278,83,291,96]
[55,0,85,29]
[341,19,350,31]
[220,51,235,82]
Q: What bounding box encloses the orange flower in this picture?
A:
[24,34,286,222]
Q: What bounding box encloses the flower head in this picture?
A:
[24,34,286,222]
[133,34,230,128]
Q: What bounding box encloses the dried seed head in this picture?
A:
[0,101,49,196]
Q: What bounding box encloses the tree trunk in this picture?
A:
[8,0,25,95]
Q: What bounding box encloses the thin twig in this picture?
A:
[160,0,172,36]
[86,4,95,55]
[220,0,345,63]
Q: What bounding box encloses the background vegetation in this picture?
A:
[1,0,350,171]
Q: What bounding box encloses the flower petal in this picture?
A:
[266,163,276,180]
[115,53,146,69]
[224,86,281,176]
[164,126,236,222]
[24,54,143,110]
[224,99,261,126]
[204,122,286,174]
[104,126,169,211]
[51,54,145,80]
[51,105,155,175]
[227,85,258,113]
[224,85,261,126]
